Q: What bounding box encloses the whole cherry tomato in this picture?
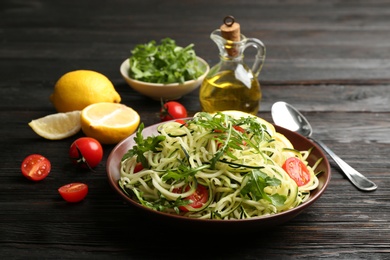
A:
[160,101,187,121]
[58,183,88,203]
[69,137,103,169]
[21,154,51,181]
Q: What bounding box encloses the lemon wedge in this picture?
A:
[81,102,140,144]
[28,111,81,140]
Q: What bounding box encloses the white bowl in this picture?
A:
[120,56,210,100]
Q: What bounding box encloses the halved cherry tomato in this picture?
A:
[21,154,51,181]
[160,101,187,122]
[173,184,209,212]
[233,125,245,133]
[133,162,144,173]
[282,157,311,186]
[58,183,88,203]
[214,125,245,133]
[69,137,103,169]
[215,125,247,148]
[174,119,187,125]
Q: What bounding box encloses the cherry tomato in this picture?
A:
[21,154,51,181]
[214,125,245,133]
[174,119,187,125]
[58,183,88,203]
[69,137,103,169]
[133,162,144,173]
[233,125,245,133]
[282,157,311,186]
[160,101,187,121]
[214,125,247,147]
[174,184,209,212]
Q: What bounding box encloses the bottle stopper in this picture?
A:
[220,16,241,56]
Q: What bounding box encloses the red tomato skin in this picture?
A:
[69,137,103,169]
[160,101,187,122]
[133,162,144,173]
[233,125,245,133]
[21,154,51,181]
[174,119,187,125]
[174,184,209,212]
[282,157,311,186]
[58,183,88,203]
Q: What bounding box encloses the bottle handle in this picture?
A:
[244,38,266,76]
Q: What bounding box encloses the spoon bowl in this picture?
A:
[271,101,377,192]
[271,102,313,137]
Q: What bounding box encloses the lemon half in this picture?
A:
[81,102,140,144]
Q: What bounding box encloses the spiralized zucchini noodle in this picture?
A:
[119,111,322,220]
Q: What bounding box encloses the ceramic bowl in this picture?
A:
[120,57,209,100]
[106,120,331,232]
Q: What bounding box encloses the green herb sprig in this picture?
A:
[121,123,166,168]
[129,38,204,84]
[241,169,287,207]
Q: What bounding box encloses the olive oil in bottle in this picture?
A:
[199,16,265,115]
[200,70,261,115]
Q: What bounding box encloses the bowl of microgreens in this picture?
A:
[120,38,209,100]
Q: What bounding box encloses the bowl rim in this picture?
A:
[106,119,331,227]
[120,56,210,87]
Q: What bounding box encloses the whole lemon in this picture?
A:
[50,70,121,112]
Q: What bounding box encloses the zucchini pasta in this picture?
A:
[119,111,321,219]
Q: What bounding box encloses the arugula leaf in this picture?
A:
[121,123,166,168]
[130,187,190,213]
[241,169,286,207]
[162,164,210,182]
[191,112,270,169]
[129,38,204,84]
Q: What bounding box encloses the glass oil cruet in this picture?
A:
[199,16,266,115]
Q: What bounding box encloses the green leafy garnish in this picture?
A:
[129,38,204,83]
[162,164,210,182]
[129,187,190,213]
[190,112,272,169]
[121,123,166,168]
[241,169,287,207]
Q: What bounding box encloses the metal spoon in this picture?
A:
[271,101,377,191]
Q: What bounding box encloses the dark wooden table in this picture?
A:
[1,0,390,259]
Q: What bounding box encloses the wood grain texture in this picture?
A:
[1,0,390,259]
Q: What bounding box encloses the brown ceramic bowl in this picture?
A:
[106,121,331,232]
